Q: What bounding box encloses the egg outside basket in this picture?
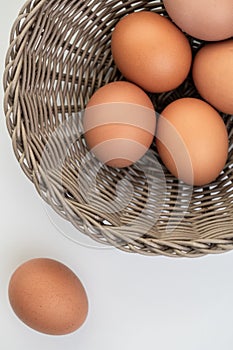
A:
[3,0,233,257]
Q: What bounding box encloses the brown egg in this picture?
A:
[163,0,233,41]
[8,258,88,335]
[111,11,192,93]
[83,81,156,168]
[156,98,228,186]
[193,40,233,115]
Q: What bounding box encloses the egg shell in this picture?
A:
[193,40,233,115]
[83,81,156,168]
[163,0,233,41]
[156,98,228,186]
[8,258,88,335]
[111,11,192,93]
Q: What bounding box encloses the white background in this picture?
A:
[1,1,233,349]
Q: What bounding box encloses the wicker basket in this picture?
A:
[3,0,233,257]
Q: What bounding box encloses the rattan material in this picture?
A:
[3,0,233,257]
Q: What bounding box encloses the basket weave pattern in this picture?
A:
[4,0,233,257]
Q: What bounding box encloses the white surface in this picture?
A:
[1,1,233,350]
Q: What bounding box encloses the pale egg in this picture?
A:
[163,0,233,41]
